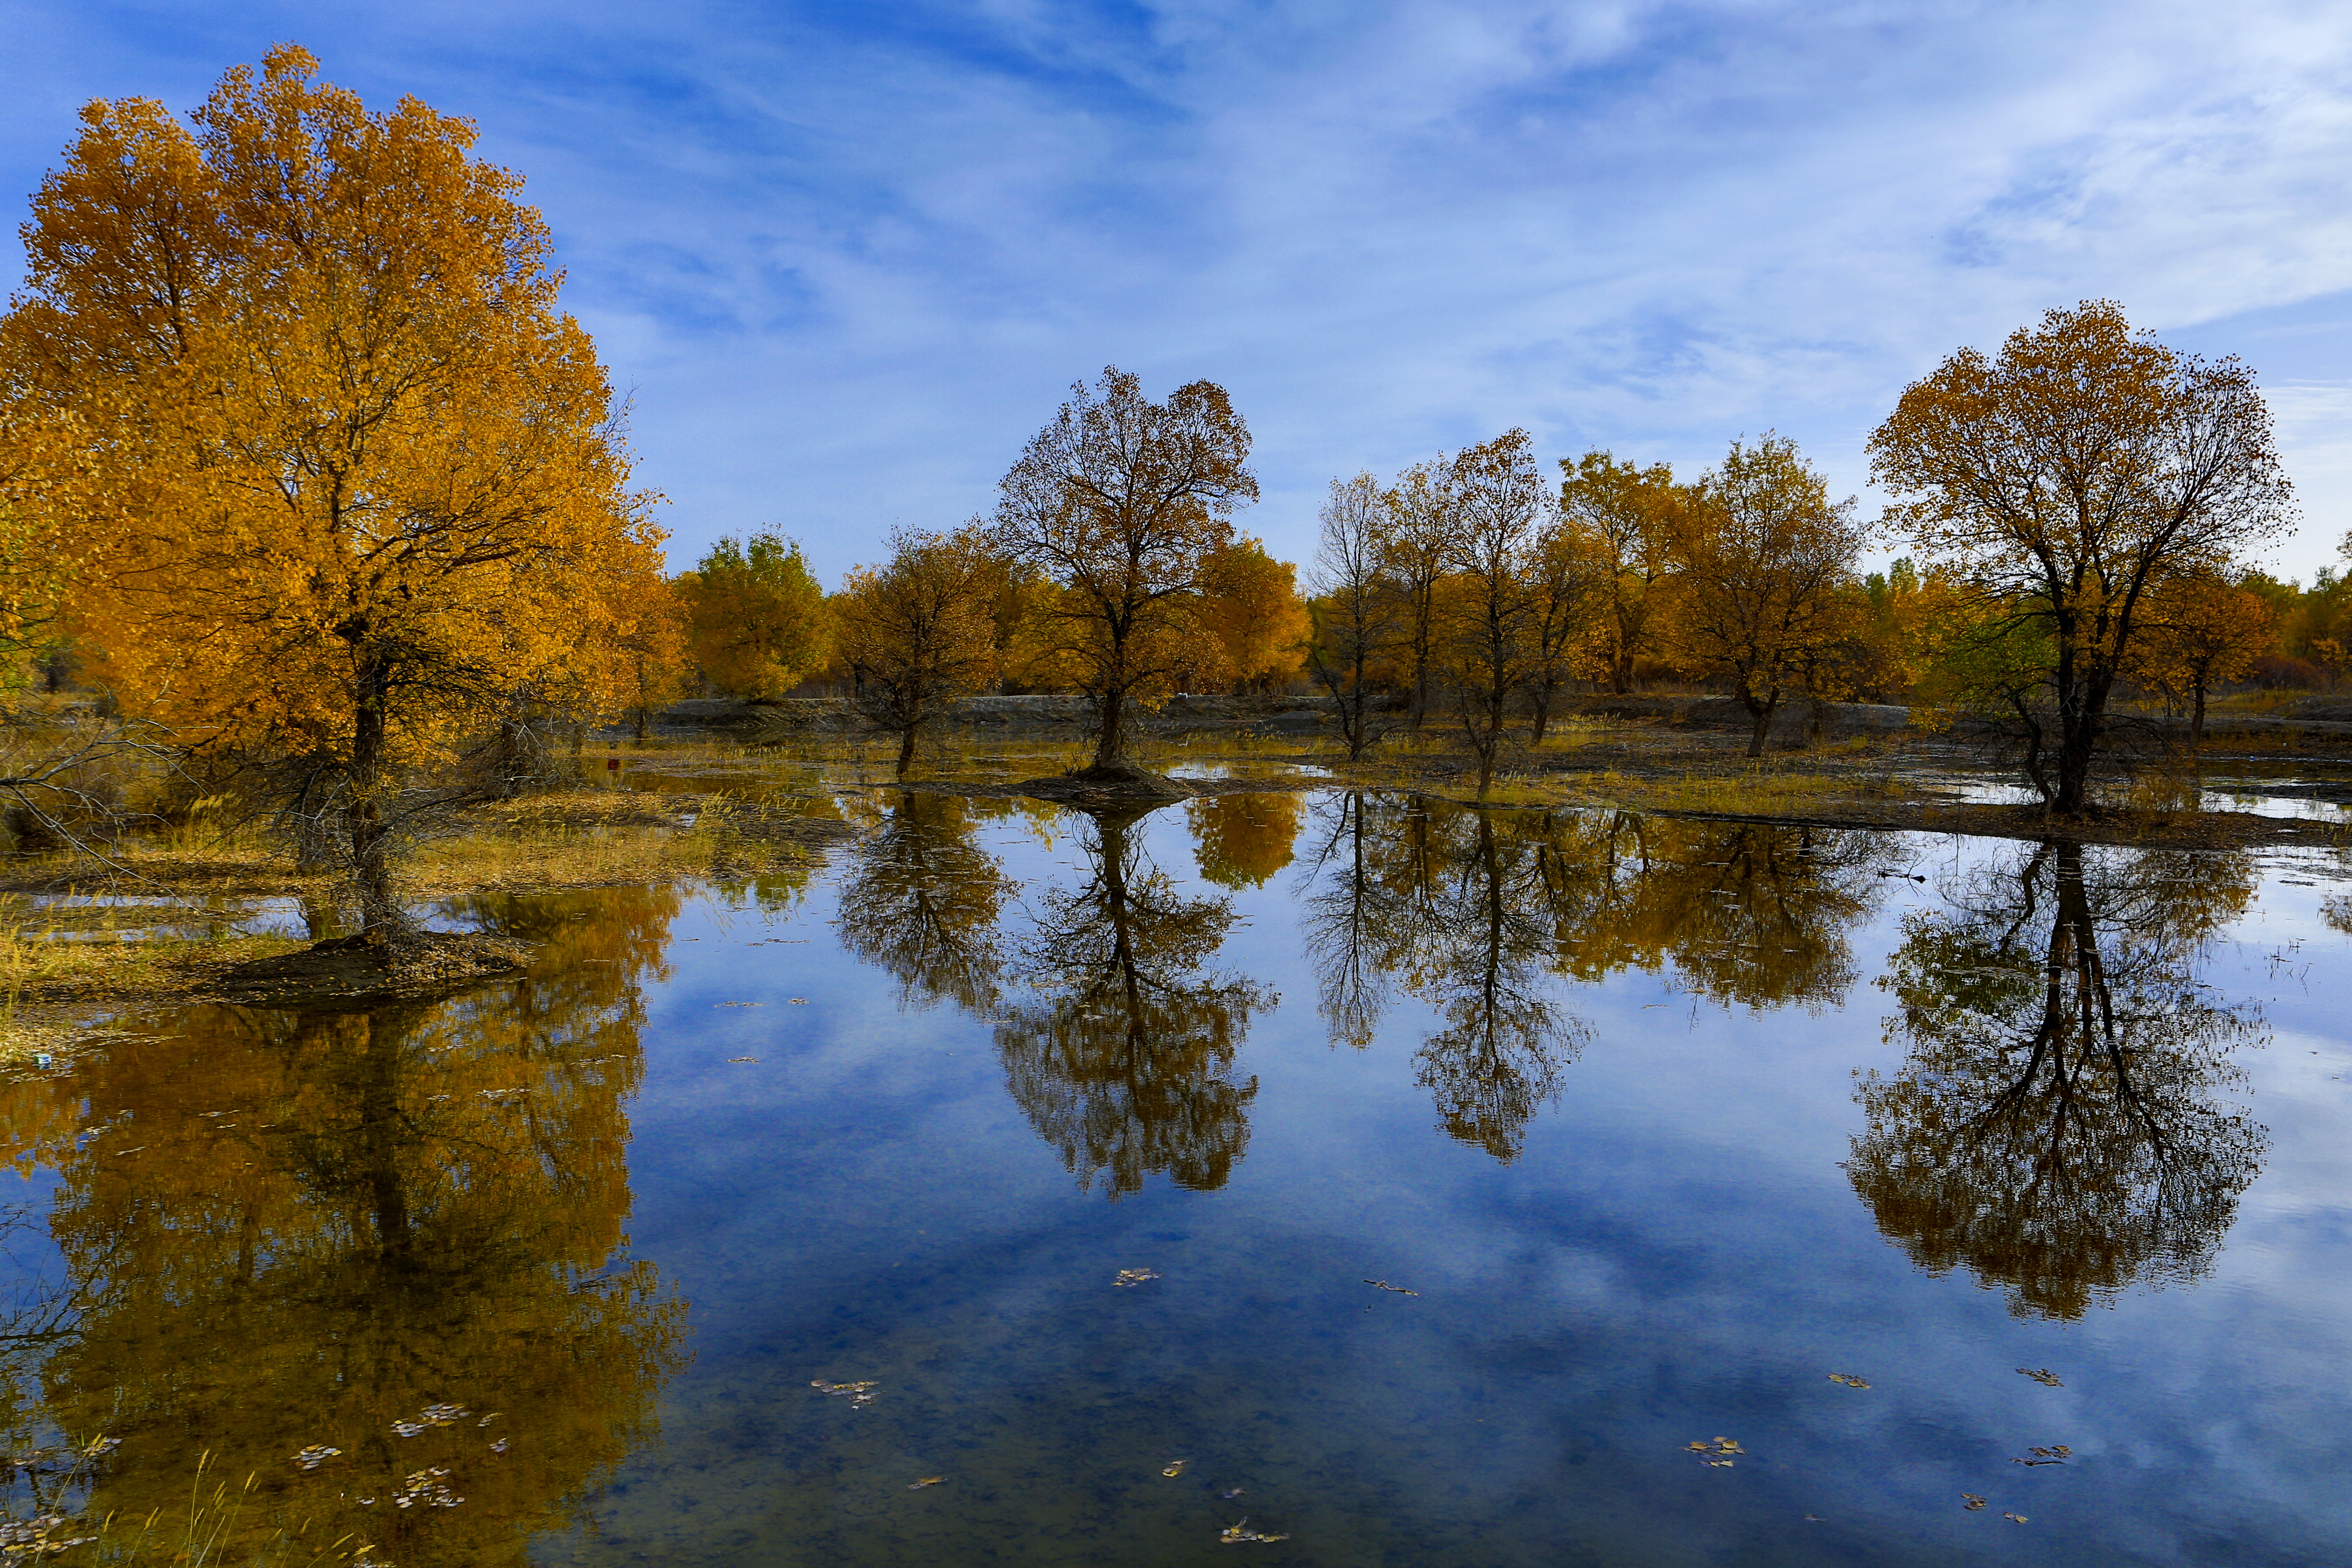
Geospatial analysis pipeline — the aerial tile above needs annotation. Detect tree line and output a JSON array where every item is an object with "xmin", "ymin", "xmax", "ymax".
[{"xmin": 0, "ymin": 48, "xmax": 2322, "ymax": 931}]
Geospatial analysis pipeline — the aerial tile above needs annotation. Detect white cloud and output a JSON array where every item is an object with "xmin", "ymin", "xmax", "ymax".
[{"xmin": 7, "ymin": 0, "xmax": 2350, "ymax": 575}]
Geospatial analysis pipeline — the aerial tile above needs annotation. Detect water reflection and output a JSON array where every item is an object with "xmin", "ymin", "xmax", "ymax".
[
  {"xmin": 836, "ymin": 793, "xmax": 1018, "ymax": 1012},
  {"xmin": 996, "ymin": 805, "xmax": 1268, "ymax": 1197},
  {"xmin": 1185, "ymin": 792, "xmax": 1305, "ymax": 889},
  {"xmin": 0, "ymin": 888, "xmax": 687, "ymax": 1564},
  {"xmin": 1294, "ymin": 795, "xmax": 1895, "ymax": 1157},
  {"xmin": 1850, "ymin": 842, "xmax": 2270, "ymax": 1320}
]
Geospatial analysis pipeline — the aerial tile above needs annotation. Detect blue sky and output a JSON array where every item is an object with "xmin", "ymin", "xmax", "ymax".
[{"xmin": 7, "ymin": 0, "xmax": 2351, "ymax": 583}]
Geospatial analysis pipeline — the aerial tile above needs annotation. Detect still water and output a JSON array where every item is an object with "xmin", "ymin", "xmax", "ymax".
[{"xmin": 3, "ymin": 791, "xmax": 2349, "ymax": 1565}]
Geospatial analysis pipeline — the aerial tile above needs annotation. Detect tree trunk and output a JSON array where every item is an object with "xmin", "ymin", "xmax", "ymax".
[
  {"xmin": 632, "ymin": 705, "xmax": 650, "ymax": 743},
  {"xmin": 1530, "ymin": 684, "xmax": 1553, "ymax": 747},
  {"xmin": 1093, "ymin": 685, "xmax": 1128, "ymax": 768},
  {"xmin": 1744, "ymin": 695, "xmax": 1777, "ymax": 759},
  {"xmin": 2192, "ymin": 683, "xmax": 2207, "ymax": 747},
  {"xmin": 347, "ymin": 662, "xmax": 400, "ymax": 936},
  {"xmin": 895, "ymin": 726, "xmax": 917, "ymax": 778}
]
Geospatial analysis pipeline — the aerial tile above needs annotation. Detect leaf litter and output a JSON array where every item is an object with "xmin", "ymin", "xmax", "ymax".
[
  {"xmin": 1686, "ymin": 1437, "xmax": 1744, "ymax": 1468},
  {"xmin": 811, "ymin": 1379, "xmax": 879, "ymax": 1408}
]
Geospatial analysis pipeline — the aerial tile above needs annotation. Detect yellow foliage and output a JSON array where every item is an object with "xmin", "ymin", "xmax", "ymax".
[
  {"xmin": 0, "ymin": 47, "xmax": 662, "ymax": 912},
  {"xmin": 994, "ymin": 368, "xmax": 1257, "ymax": 764},
  {"xmin": 1199, "ymin": 535, "xmax": 1310, "ymax": 692},
  {"xmin": 836, "ymin": 524, "xmax": 1000, "ymax": 773},
  {"xmin": 680, "ymin": 531, "xmax": 832, "ymax": 698}
]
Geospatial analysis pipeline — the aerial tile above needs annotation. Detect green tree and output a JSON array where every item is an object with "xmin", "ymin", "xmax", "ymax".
[{"xmin": 681, "ymin": 531, "xmax": 832, "ymax": 698}]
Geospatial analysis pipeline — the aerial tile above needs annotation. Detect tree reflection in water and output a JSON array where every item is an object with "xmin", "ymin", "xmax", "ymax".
[
  {"xmin": 0, "ymin": 888, "xmax": 688, "ymax": 1565},
  {"xmin": 996, "ymin": 804, "xmax": 1267, "ymax": 1197},
  {"xmin": 1294, "ymin": 793, "xmax": 1892, "ymax": 1157},
  {"xmin": 1185, "ymin": 791, "xmax": 1305, "ymax": 889},
  {"xmin": 835, "ymin": 793, "xmax": 1020, "ymax": 1013},
  {"xmin": 1851, "ymin": 842, "xmax": 2270, "ymax": 1320}
]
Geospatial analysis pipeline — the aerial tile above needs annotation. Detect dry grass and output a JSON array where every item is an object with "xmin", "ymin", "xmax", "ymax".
[{"xmin": 0, "ymin": 916, "xmax": 306, "ymax": 1066}]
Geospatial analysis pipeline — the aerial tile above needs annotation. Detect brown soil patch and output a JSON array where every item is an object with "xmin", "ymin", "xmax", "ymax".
[{"xmin": 209, "ymin": 931, "xmax": 532, "ymax": 1005}]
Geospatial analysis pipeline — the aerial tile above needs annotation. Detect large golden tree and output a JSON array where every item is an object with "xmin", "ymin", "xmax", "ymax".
[
  {"xmin": 1869, "ymin": 301, "xmax": 2291, "ymax": 814},
  {"xmin": 0, "ymin": 47, "xmax": 663, "ymax": 923},
  {"xmin": 993, "ymin": 368, "xmax": 1256, "ymax": 771}
]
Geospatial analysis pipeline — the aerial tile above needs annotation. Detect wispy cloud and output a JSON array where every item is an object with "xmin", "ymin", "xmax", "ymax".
[{"xmin": 7, "ymin": 0, "xmax": 2350, "ymax": 575}]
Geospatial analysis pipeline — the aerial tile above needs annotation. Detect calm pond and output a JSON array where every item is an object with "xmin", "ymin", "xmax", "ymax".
[{"xmin": 4, "ymin": 791, "xmax": 2348, "ymax": 1566}]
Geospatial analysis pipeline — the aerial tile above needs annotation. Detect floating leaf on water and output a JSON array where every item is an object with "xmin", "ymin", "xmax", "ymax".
[
  {"xmin": 391, "ymin": 1466, "xmax": 462, "ymax": 1510},
  {"xmin": 811, "ymin": 1379, "xmax": 880, "ymax": 1407},
  {"xmin": 1218, "ymin": 1520, "xmax": 1291, "ymax": 1544},
  {"xmin": 1363, "ymin": 1279, "xmax": 1420, "ymax": 1296},
  {"xmin": 2012, "ymin": 1443, "xmax": 2071, "ymax": 1466},
  {"xmin": 489, "ymin": 1439, "xmax": 508, "ymax": 1454},
  {"xmin": 2003, "ymin": 1513, "xmax": 2029, "ymax": 1524},
  {"xmin": 1113, "ymin": 1268, "xmax": 1161, "ymax": 1287},
  {"xmin": 1827, "ymin": 1373, "xmax": 1871, "ymax": 1388},
  {"xmin": 1688, "ymin": 1437, "xmax": 1743, "ymax": 1466},
  {"xmin": 907, "ymin": 1476, "xmax": 945, "ymax": 1490},
  {"xmin": 1962, "ymin": 1494, "xmax": 1987, "ymax": 1511},
  {"xmin": 728, "ymin": 1057, "xmax": 761, "ymax": 1064},
  {"xmin": 1221, "ymin": 1488, "xmax": 1246, "ymax": 1500},
  {"xmin": 292, "ymin": 1444, "xmax": 342, "ymax": 1471},
  {"xmin": 1162, "ymin": 1459, "xmax": 1189, "ymax": 1478},
  {"xmin": 715, "ymin": 1002, "xmax": 764, "ymax": 1009},
  {"xmin": 788, "ymin": 998, "xmax": 810, "ymax": 1004},
  {"xmin": 390, "ymin": 1422, "xmax": 426, "ymax": 1439},
  {"xmin": 2016, "ymin": 1367, "xmax": 2063, "ymax": 1387}
]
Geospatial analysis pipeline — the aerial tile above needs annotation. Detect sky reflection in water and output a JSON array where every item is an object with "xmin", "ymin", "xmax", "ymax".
[{"xmin": 2, "ymin": 791, "xmax": 2348, "ymax": 1566}]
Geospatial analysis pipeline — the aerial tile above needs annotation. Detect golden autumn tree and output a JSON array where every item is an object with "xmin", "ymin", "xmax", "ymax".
[
  {"xmin": 1558, "ymin": 450, "xmax": 1684, "ymax": 694},
  {"xmin": 678, "ymin": 531, "xmax": 832, "ymax": 699},
  {"xmin": 1303, "ymin": 473, "xmax": 1404, "ymax": 761},
  {"xmin": 1431, "ymin": 430, "xmax": 1549, "ymax": 793},
  {"xmin": 1525, "ymin": 506, "xmax": 1610, "ymax": 744},
  {"xmin": 1670, "ymin": 434, "xmax": 1867, "ymax": 757},
  {"xmin": 835, "ymin": 523, "xmax": 1000, "ymax": 775},
  {"xmin": 1198, "ymin": 535, "xmax": 1309, "ymax": 693},
  {"xmin": 1870, "ymin": 301, "xmax": 2292, "ymax": 815},
  {"xmin": 614, "ymin": 574, "xmax": 692, "ymax": 742},
  {"xmin": 0, "ymin": 47, "xmax": 664, "ymax": 928},
  {"xmin": 993, "ymin": 368, "xmax": 1257, "ymax": 772},
  {"xmin": 1379, "ymin": 456, "xmax": 1462, "ymax": 729},
  {"xmin": 2129, "ymin": 572, "xmax": 2275, "ymax": 744}
]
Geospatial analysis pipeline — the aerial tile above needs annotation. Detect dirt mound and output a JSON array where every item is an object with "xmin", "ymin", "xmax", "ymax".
[
  {"xmin": 1016, "ymin": 759, "xmax": 1194, "ymax": 806},
  {"xmin": 212, "ymin": 931, "xmax": 531, "ymax": 1005}
]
